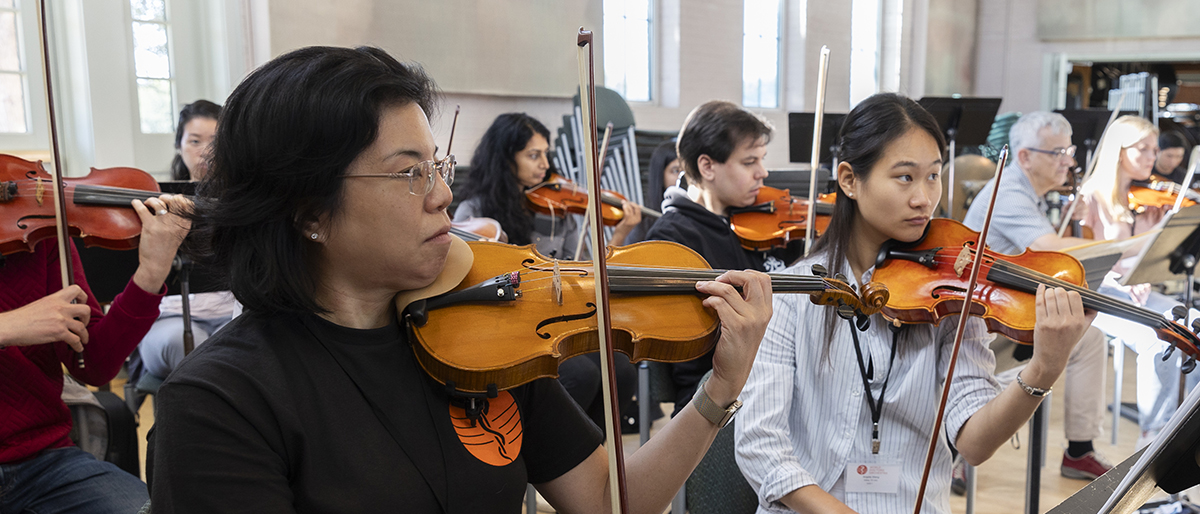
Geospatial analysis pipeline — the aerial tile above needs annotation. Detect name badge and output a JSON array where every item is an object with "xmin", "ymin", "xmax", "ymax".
[{"xmin": 844, "ymin": 460, "xmax": 901, "ymax": 494}]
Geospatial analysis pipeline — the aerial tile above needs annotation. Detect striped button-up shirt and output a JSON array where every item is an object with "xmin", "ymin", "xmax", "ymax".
[{"xmin": 735, "ymin": 253, "xmax": 999, "ymax": 514}]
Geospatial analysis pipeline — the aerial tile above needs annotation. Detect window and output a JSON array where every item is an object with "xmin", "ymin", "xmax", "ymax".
[
  {"xmin": 603, "ymin": 0, "xmax": 652, "ymax": 102},
  {"xmin": 849, "ymin": 0, "xmax": 880, "ymax": 107},
  {"xmin": 0, "ymin": 0, "xmax": 28, "ymax": 133},
  {"xmin": 130, "ymin": 0, "xmax": 174, "ymax": 133},
  {"xmin": 742, "ymin": 0, "xmax": 780, "ymax": 109}
]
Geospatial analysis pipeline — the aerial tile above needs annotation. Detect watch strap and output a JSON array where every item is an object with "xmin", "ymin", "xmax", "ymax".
[
  {"xmin": 1016, "ymin": 371, "xmax": 1051, "ymax": 398},
  {"xmin": 692, "ymin": 382, "xmax": 742, "ymax": 428}
]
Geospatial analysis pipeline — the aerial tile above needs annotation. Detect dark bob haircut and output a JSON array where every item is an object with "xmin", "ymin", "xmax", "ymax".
[
  {"xmin": 170, "ymin": 99, "xmax": 222, "ymax": 181},
  {"xmin": 189, "ymin": 46, "xmax": 438, "ymax": 315},
  {"xmin": 676, "ymin": 100, "xmax": 773, "ymax": 184},
  {"xmin": 458, "ymin": 113, "xmax": 551, "ymax": 246}
]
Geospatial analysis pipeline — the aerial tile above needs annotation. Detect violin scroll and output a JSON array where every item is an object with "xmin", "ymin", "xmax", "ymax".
[{"xmin": 806, "ymin": 277, "xmax": 890, "ymax": 318}]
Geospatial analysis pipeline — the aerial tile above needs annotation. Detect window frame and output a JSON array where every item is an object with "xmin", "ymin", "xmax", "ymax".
[
  {"xmin": 128, "ymin": 0, "xmax": 177, "ymax": 135},
  {"xmin": 741, "ymin": 0, "xmax": 784, "ymax": 110},
  {"xmin": 0, "ymin": 1, "xmax": 48, "ymax": 152},
  {"xmin": 602, "ymin": 0, "xmax": 655, "ymax": 104}
]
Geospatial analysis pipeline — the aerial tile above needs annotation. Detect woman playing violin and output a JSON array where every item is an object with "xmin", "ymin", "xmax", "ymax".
[
  {"xmin": 454, "ymin": 113, "xmax": 643, "ymax": 259},
  {"xmin": 1079, "ymin": 115, "xmax": 1199, "ymax": 443},
  {"xmin": 149, "ymin": 46, "xmax": 773, "ymax": 514},
  {"xmin": 734, "ymin": 93, "xmax": 1095, "ymax": 514}
]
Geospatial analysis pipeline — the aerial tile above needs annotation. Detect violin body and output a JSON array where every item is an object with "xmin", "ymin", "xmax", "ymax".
[
  {"xmin": 729, "ymin": 186, "xmax": 835, "ymax": 250},
  {"xmin": 874, "ymin": 218, "xmax": 1084, "ymax": 344},
  {"xmin": 406, "ymin": 240, "xmax": 720, "ymax": 393},
  {"xmin": 875, "ymin": 218, "xmax": 1200, "ymax": 359},
  {"xmin": 450, "ymin": 216, "xmax": 508, "ymax": 242},
  {"xmin": 1129, "ymin": 180, "xmax": 1198, "ymax": 214},
  {"xmin": 403, "ymin": 238, "xmax": 883, "ymax": 393},
  {"xmin": 524, "ymin": 173, "xmax": 640, "ymax": 226},
  {"xmin": 1, "ymin": 154, "xmax": 161, "ymax": 255}
]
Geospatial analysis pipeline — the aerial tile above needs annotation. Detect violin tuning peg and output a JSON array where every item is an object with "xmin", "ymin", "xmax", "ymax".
[
  {"xmin": 1184, "ymin": 357, "xmax": 1197, "ymax": 374},
  {"xmin": 1162, "ymin": 344, "xmax": 1177, "ymax": 362},
  {"xmin": 855, "ymin": 314, "xmax": 871, "ymax": 332},
  {"xmin": 836, "ymin": 304, "xmax": 855, "ymax": 321},
  {"xmin": 1173, "ymin": 305, "xmax": 1189, "ymax": 322},
  {"xmin": 1191, "ymin": 318, "xmax": 1200, "ymax": 335},
  {"xmin": 811, "ymin": 264, "xmax": 828, "ymax": 278},
  {"xmin": 835, "ymin": 273, "xmax": 849, "ymax": 283}
]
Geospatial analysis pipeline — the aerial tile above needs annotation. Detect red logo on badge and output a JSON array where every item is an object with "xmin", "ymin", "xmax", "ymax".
[{"xmin": 857, "ymin": 465, "xmax": 868, "ymax": 475}]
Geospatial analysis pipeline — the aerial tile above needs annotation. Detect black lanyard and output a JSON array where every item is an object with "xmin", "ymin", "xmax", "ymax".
[{"xmin": 849, "ymin": 321, "xmax": 899, "ymax": 454}]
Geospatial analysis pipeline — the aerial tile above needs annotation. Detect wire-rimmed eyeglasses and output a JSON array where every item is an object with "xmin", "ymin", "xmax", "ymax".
[
  {"xmin": 1025, "ymin": 145, "xmax": 1077, "ymax": 160},
  {"xmin": 342, "ymin": 155, "xmax": 456, "ymax": 196}
]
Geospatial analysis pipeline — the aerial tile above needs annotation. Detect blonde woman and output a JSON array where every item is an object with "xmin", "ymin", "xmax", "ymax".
[
  {"xmin": 1080, "ymin": 115, "xmax": 1196, "ymax": 444},
  {"xmin": 1079, "ymin": 115, "xmax": 1166, "ymax": 243}
]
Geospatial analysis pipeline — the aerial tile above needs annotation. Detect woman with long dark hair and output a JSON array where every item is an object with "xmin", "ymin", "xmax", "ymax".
[
  {"xmin": 455, "ymin": 113, "xmax": 642, "ymax": 259},
  {"xmin": 735, "ymin": 93, "xmax": 1095, "ymax": 513}
]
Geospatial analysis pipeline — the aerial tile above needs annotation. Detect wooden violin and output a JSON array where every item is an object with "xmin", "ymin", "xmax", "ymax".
[
  {"xmin": 1129, "ymin": 178, "xmax": 1199, "ymax": 214},
  {"xmin": 729, "ymin": 186, "xmax": 835, "ymax": 250},
  {"xmin": 449, "ymin": 216, "xmax": 507, "ymax": 243},
  {"xmin": 0, "ymin": 154, "xmax": 173, "ymax": 256},
  {"xmin": 524, "ymin": 171, "xmax": 661, "ymax": 226},
  {"xmin": 874, "ymin": 217, "xmax": 1200, "ymax": 359},
  {"xmin": 398, "ymin": 238, "xmax": 889, "ymax": 394}
]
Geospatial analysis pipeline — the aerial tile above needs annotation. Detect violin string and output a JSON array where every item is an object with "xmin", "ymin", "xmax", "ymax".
[
  {"xmin": 918, "ymin": 252, "xmax": 1170, "ymax": 329},
  {"xmin": 511, "ymin": 265, "xmax": 831, "ymax": 293},
  {"xmin": 922, "ymin": 252, "xmax": 1161, "ymax": 324}
]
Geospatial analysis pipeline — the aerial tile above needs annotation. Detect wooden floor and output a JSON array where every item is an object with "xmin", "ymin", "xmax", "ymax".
[{"xmin": 114, "ymin": 343, "xmax": 1178, "ymax": 513}]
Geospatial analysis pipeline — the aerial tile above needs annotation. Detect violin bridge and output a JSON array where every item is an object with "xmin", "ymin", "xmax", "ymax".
[
  {"xmin": 35, "ymin": 177, "xmax": 45, "ymax": 206},
  {"xmin": 552, "ymin": 260, "xmax": 563, "ymax": 306},
  {"xmin": 954, "ymin": 245, "xmax": 972, "ymax": 277}
]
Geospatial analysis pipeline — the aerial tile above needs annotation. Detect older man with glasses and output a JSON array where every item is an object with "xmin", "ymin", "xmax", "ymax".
[{"xmin": 961, "ymin": 111, "xmax": 1114, "ymax": 482}]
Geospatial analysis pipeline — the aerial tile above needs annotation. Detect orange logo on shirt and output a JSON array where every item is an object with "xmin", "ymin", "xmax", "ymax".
[{"xmin": 449, "ymin": 391, "xmax": 523, "ymax": 466}]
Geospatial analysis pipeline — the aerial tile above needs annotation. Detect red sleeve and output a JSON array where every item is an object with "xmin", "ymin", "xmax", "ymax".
[{"xmin": 51, "ymin": 240, "xmax": 164, "ymax": 386}]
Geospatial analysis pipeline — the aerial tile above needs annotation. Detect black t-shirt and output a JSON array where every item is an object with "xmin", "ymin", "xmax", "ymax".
[{"xmin": 147, "ymin": 311, "xmax": 602, "ymax": 514}]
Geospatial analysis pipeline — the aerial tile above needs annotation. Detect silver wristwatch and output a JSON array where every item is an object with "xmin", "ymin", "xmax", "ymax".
[
  {"xmin": 692, "ymin": 381, "xmax": 742, "ymax": 428},
  {"xmin": 1016, "ymin": 371, "xmax": 1051, "ymax": 398}
]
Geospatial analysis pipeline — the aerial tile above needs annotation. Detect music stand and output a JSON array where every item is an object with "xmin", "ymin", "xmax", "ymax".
[
  {"xmin": 1055, "ymin": 109, "xmax": 1138, "ymax": 176},
  {"xmin": 788, "ymin": 112, "xmax": 846, "ymax": 167},
  {"xmin": 918, "ymin": 97, "xmax": 1001, "ymax": 220},
  {"xmin": 764, "ymin": 168, "xmax": 830, "ymax": 197},
  {"xmin": 1096, "ymin": 379, "xmax": 1200, "ymax": 513}
]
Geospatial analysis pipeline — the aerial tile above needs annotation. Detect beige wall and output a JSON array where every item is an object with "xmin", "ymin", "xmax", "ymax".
[{"xmin": 263, "ymin": 0, "xmax": 886, "ymax": 169}]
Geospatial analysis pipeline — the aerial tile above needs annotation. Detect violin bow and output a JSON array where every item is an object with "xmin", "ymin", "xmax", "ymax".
[
  {"xmin": 577, "ymin": 28, "xmax": 629, "ymax": 514},
  {"xmin": 803, "ymin": 45, "xmax": 830, "ymax": 257},
  {"xmin": 911, "ymin": 146, "xmax": 1009, "ymax": 514},
  {"xmin": 1056, "ymin": 90, "xmax": 1126, "ymax": 236},
  {"xmin": 573, "ymin": 122, "xmax": 614, "ymax": 261},
  {"xmin": 36, "ymin": 0, "xmax": 85, "ymax": 369}
]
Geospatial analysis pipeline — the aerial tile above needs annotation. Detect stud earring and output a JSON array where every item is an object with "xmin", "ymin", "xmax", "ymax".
[{"xmin": 310, "ymin": 233, "xmax": 319, "ymax": 240}]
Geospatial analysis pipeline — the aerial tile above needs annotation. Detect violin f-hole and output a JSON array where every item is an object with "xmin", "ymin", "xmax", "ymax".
[{"xmin": 535, "ymin": 302, "xmax": 597, "ymax": 340}]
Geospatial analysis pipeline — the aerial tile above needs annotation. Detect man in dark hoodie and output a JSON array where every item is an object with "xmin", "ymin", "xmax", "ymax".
[{"xmin": 646, "ymin": 100, "xmax": 798, "ymax": 415}]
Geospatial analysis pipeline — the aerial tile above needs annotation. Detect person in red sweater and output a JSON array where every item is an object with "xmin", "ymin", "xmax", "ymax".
[{"xmin": 0, "ymin": 192, "xmax": 191, "ymax": 514}]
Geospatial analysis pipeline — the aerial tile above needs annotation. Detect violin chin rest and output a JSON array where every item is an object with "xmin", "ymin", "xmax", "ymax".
[{"xmin": 394, "ymin": 234, "xmax": 474, "ymax": 313}]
